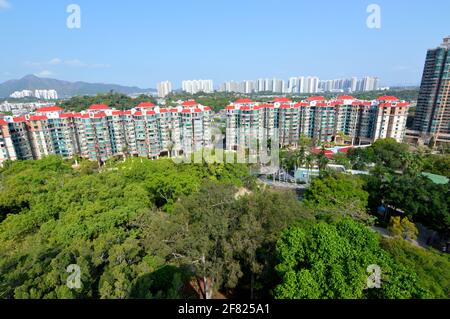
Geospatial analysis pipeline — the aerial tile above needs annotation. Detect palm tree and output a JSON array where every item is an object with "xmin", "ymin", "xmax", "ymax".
[
  {"xmin": 400, "ymin": 152, "xmax": 423, "ymax": 177},
  {"xmin": 296, "ymin": 146, "xmax": 306, "ymax": 169},
  {"xmin": 305, "ymin": 154, "xmax": 316, "ymax": 184}
]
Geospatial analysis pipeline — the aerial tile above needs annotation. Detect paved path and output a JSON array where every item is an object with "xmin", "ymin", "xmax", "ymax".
[{"xmin": 258, "ymin": 177, "xmax": 309, "ymax": 190}]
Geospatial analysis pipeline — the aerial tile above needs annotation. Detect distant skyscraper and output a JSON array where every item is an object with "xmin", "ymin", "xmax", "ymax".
[
  {"xmin": 351, "ymin": 77, "xmax": 358, "ymax": 92},
  {"xmin": 273, "ymin": 79, "xmax": 284, "ymax": 93},
  {"xmin": 219, "ymin": 76, "xmax": 379, "ymax": 94},
  {"xmin": 413, "ymin": 36, "xmax": 450, "ymax": 144},
  {"xmin": 157, "ymin": 81, "xmax": 172, "ymax": 98},
  {"xmin": 298, "ymin": 77, "xmax": 305, "ymax": 93},
  {"xmin": 257, "ymin": 79, "xmax": 265, "ymax": 92},
  {"xmin": 304, "ymin": 77, "xmax": 319, "ymax": 93},
  {"xmin": 182, "ymin": 80, "xmax": 214, "ymax": 94}
]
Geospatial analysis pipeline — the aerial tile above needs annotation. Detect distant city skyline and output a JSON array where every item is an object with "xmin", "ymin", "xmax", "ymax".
[{"xmin": 0, "ymin": 0, "xmax": 449, "ymax": 88}]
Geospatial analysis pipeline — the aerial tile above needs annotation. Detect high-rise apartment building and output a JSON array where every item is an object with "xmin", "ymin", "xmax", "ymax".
[
  {"xmin": 182, "ymin": 80, "xmax": 214, "ymax": 94},
  {"xmin": 157, "ymin": 81, "xmax": 172, "ymax": 98},
  {"xmin": 0, "ymin": 101, "xmax": 212, "ymax": 166},
  {"xmin": 218, "ymin": 76, "xmax": 379, "ymax": 94},
  {"xmin": 225, "ymin": 95, "xmax": 410, "ymax": 150},
  {"xmin": 412, "ymin": 36, "xmax": 450, "ymax": 145}
]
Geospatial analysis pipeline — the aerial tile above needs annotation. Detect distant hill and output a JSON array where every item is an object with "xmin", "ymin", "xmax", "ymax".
[{"xmin": 0, "ymin": 75, "xmax": 155, "ymax": 98}]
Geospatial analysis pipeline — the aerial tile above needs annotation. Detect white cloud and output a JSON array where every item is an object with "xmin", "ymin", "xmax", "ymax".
[
  {"xmin": 26, "ymin": 58, "xmax": 111, "ymax": 69},
  {"xmin": 49, "ymin": 58, "xmax": 62, "ymax": 65},
  {"xmin": 65, "ymin": 59, "xmax": 87, "ymax": 67},
  {"xmin": 0, "ymin": 0, "xmax": 11, "ymax": 10},
  {"xmin": 35, "ymin": 70, "xmax": 54, "ymax": 77}
]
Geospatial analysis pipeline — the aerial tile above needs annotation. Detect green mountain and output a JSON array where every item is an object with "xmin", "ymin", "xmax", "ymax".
[{"xmin": 0, "ymin": 75, "xmax": 155, "ymax": 98}]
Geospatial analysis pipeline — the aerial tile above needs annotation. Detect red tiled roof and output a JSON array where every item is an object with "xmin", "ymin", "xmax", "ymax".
[
  {"xmin": 36, "ymin": 106, "xmax": 64, "ymax": 113},
  {"xmin": 182, "ymin": 100, "xmax": 198, "ymax": 107},
  {"xmin": 60, "ymin": 113, "xmax": 75, "ymax": 118},
  {"xmin": 338, "ymin": 147, "xmax": 352, "ymax": 154},
  {"xmin": 235, "ymin": 98, "xmax": 253, "ymax": 104},
  {"xmin": 13, "ymin": 116, "xmax": 27, "ymax": 123},
  {"xmin": 29, "ymin": 115, "xmax": 48, "ymax": 121},
  {"xmin": 146, "ymin": 110, "xmax": 156, "ymax": 115},
  {"xmin": 137, "ymin": 102, "xmax": 156, "ymax": 108},
  {"xmin": 352, "ymin": 101, "xmax": 372, "ymax": 106},
  {"xmin": 240, "ymin": 106, "xmax": 251, "ymax": 111},
  {"xmin": 280, "ymin": 104, "xmax": 291, "ymax": 109},
  {"xmin": 377, "ymin": 96, "xmax": 398, "ymax": 101},
  {"xmin": 159, "ymin": 108, "xmax": 169, "ymax": 113},
  {"xmin": 203, "ymin": 106, "xmax": 211, "ymax": 111},
  {"xmin": 311, "ymin": 148, "xmax": 334, "ymax": 155},
  {"xmin": 337, "ymin": 95, "xmax": 355, "ymax": 100},
  {"xmin": 111, "ymin": 110, "xmax": 124, "ymax": 116},
  {"xmin": 225, "ymin": 105, "xmax": 235, "ymax": 110},
  {"xmin": 194, "ymin": 108, "xmax": 202, "ymax": 113},
  {"xmin": 93, "ymin": 112, "xmax": 106, "ymax": 118},
  {"xmin": 295, "ymin": 102, "xmax": 310, "ymax": 107},
  {"xmin": 307, "ymin": 96, "xmax": 325, "ymax": 101},
  {"xmin": 182, "ymin": 109, "xmax": 191, "ymax": 113},
  {"xmin": 170, "ymin": 108, "xmax": 178, "ymax": 113},
  {"xmin": 274, "ymin": 97, "xmax": 291, "ymax": 102},
  {"xmin": 88, "ymin": 104, "xmax": 110, "ymax": 110},
  {"xmin": 0, "ymin": 119, "xmax": 7, "ymax": 125}
]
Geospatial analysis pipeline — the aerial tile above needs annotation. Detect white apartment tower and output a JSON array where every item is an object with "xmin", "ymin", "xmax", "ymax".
[{"xmin": 157, "ymin": 81, "xmax": 172, "ymax": 98}]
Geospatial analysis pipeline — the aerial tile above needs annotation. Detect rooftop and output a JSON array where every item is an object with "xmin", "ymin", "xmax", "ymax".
[
  {"xmin": 422, "ymin": 172, "xmax": 449, "ymax": 185},
  {"xmin": 35, "ymin": 106, "xmax": 64, "ymax": 113},
  {"xmin": 88, "ymin": 104, "xmax": 110, "ymax": 111}
]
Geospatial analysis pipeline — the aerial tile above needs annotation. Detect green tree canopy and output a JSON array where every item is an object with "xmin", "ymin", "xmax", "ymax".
[{"xmin": 275, "ymin": 218, "xmax": 430, "ymax": 299}]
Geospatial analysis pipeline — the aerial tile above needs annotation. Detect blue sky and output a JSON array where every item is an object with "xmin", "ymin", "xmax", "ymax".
[{"xmin": 0, "ymin": 0, "xmax": 448, "ymax": 88}]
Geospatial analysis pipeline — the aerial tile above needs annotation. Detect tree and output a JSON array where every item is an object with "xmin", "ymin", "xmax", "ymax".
[
  {"xmin": 316, "ymin": 146, "xmax": 330, "ymax": 172},
  {"xmin": 299, "ymin": 135, "xmax": 313, "ymax": 148},
  {"xmin": 332, "ymin": 153, "xmax": 351, "ymax": 170},
  {"xmin": 303, "ymin": 173, "xmax": 372, "ymax": 223},
  {"xmin": 388, "ymin": 216, "xmax": 419, "ymax": 241},
  {"xmin": 170, "ymin": 181, "xmax": 314, "ymax": 299},
  {"xmin": 0, "ymin": 157, "xmax": 255, "ymax": 299},
  {"xmin": 305, "ymin": 154, "xmax": 316, "ymax": 171},
  {"xmin": 364, "ymin": 172, "xmax": 450, "ymax": 234},
  {"xmin": 381, "ymin": 237, "xmax": 450, "ymax": 298},
  {"xmin": 399, "ymin": 152, "xmax": 423, "ymax": 177},
  {"xmin": 296, "ymin": 146, "xmax": 306, "ymax": 169},
  {"xmin": 274, "ymin": 218, "xmax": 429, "ymax": 299},
  {"xmin": 371, "ymin": 139, "xmax": 410, "ymax": 171},
  {"xmin": 347, "ymin": 147, "xmax": 375, "ymax": 170}
]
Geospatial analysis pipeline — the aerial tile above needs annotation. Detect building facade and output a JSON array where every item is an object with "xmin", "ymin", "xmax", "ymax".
[
  {"xmin": 157, "ymin": 81, "xmax": 173, "ymax": 98},
  {"xmin": 0, "ymin": 101, "xmax": 211, "ymax": 166},
  {"xmin": 182, "ymin": 80, "xmax": 214, "ymax": 94},
  {"xmin": 225, "ymin": 96, "xmax": 410, "ymax": 150},
  {"xmin": 412, "ymin": 36, "xmax": 450, "ymax": 145}
]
